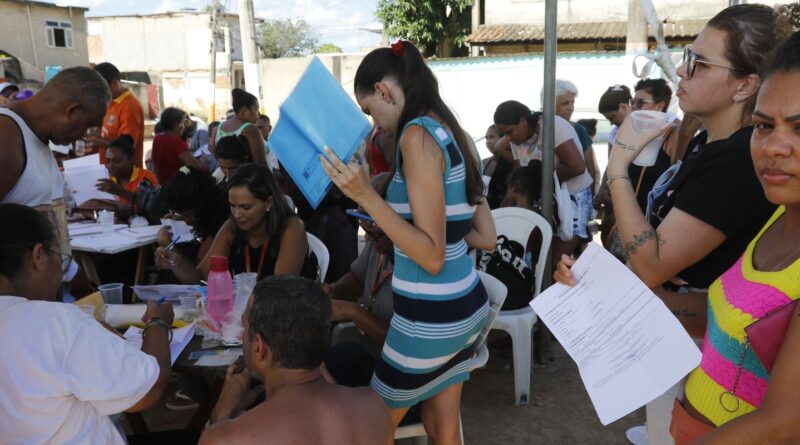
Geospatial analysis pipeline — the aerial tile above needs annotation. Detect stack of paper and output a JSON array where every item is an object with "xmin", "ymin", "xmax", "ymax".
[
  {"xmin": 63, "ymin": 154, "xmax": 115, "ymax": 205},
  {"xmin": 133, "ymin": 284, "xmax": 200, "ymax": 302},
  {"xmin": 118, "ymin": 225, "xmax": 163, "ymax": 241},
  {"xmin": 530, "ymin": 243, "xmax": 702, "ymax": 425},
  {"xmin": 124, "ymin": 322, "xmax": 196, "ymax": 365},
  {"xmin": 269, "ymin": 57, "xmax": 372, "ymax": 209},
  {"xmin": 68, "ymin": 222, "xmax": 126, "ymax": 237}
]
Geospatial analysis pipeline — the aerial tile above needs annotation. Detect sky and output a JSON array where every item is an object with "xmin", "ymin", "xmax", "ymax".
[{"xmin": 55, "ymin": 0, "xmax": 383, "ymax": 52}]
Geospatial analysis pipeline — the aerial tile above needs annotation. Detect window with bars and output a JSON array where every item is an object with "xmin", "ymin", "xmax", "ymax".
[{"xmin": 45, "ymin": 20, "xmax": 73, "ymax": 49}]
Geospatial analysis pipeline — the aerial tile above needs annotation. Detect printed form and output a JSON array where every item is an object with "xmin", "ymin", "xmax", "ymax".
[{"xmin": 531, "ymin": 242, "xmax": 701, "ymax": 425}]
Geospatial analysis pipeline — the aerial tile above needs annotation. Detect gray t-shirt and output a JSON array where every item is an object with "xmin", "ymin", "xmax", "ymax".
[
  {"xmin": 351, "ymin": 243, "xmax": 394, "ymax": 323},
  {"xmin": 350, "ymin": 243, "xmax": 394, "ymax": 358}
]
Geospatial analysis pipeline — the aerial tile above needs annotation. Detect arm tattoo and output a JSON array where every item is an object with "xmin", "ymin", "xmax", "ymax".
[
  {"xmin": 623, "ymin": 229, "xmax": 664, "ymax": 256},
  {"xmin": 617, "ymin": 141, "xmax": 637, "ymax": 151},
  {"xmin": 672, "ymin": 308, "xmax": 697, "ymax": 319}
]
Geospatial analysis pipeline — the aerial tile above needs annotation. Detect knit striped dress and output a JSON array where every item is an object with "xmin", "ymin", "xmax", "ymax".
[
  {"xmin": 684, "ymin": 206, "xmax": 800, "ymax": 426},
  {"xmin": 371, "ymin": 116, "xmax": 489, "ymax": 409}
]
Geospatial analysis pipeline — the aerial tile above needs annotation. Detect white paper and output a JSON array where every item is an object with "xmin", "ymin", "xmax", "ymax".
[
  {"xmin": 118, "ymin": 225, "xmax": 163, "ymax": 241},
  {"xmin": 63, "ymin": 153, "xmax": 101, "ymax": 170},
  {"xmin": 133, "ymin": 284, "xmax": 200, "ymax": 302},
  {"xmin": 103, "ymin": 303, "xmax": 145, "ymax": 328},
  {"xmin": 195, "ymin": 352, "xmax": 239, "ymax": 367},
  {"xmin": 68, "ymin": 222, "xmax": 126, "ymax": 237},
  {"xmin": 530, "ymin": 243, "xmax": 701, "ymax": 425},
  {"xmin": 69, "ymin": 233, "xmax": 136, "ymax": 252},
  {"xmin": 63, "ymin": 165, "xmax": 115, "ymax": 205},
  {"xmin": 160, "ymin": 219, "xmax": 194, "ymax": 244},
  {"xmin": 124, "ymin": 322, "xmax": 196, "ymax": 365}
]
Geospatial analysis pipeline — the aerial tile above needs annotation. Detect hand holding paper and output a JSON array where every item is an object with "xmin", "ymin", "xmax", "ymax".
[
  {"xmin": 320, "ymin": 147, "xmax": 374, "ymax": 204},
  {"xmin": 531, "ymin": 243, "xmax": 701, "ymax": 425},
  {"xmin": 268, "ymin": 57, "xmax": 372, "ymax": 209}
]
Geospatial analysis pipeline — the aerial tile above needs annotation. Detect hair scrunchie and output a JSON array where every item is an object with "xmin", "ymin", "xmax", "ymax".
[{"xmin": 390, "ymin": 40, "xmax": 405, "ymax": 57}]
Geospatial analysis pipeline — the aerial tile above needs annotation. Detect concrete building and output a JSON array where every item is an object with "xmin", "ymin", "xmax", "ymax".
[
  {"xmin": 88, "ymin": 10, "xmax": 246, "ymax": 119},
  {"xmin": 467, "ymin": 0, "xmax": 795, "ymax": 54},
  {"xmin": 0, "ymin": 0, "xmax": 89, "ymax": 82}
]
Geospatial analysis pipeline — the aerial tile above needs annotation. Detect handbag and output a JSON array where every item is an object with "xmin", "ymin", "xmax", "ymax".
[
  {"xmin": 478, "ymin": 235, "xmax": 534, "ymax": 310},
  {"xmin": 744, "ymin": 299, "xmax": 799, "ymax": 373},
  {"xmin": 553, "ymin": 171, "xmax": 573, "ymax": 241}
]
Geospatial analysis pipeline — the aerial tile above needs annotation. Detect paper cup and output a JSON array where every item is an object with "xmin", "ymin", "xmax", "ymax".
[
  {"xmin": 630, "ymin": 110, "xmax": 668, "ymax": 167},
  {"xmin": 99, "ymin": 282, "xmax": 124, "ymax": 305}
]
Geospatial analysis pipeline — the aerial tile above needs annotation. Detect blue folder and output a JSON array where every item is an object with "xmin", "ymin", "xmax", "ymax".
[{"xmin": 269, "ymin": 57, "xmax": 372, "ymax": 209}]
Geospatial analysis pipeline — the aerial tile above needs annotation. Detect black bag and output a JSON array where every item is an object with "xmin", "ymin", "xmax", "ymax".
[
  {"xmin": 137, "ymin": 179, "xmax": 170, "ymax": 225},
  {"xmin": 478, "ymin": 235, "xmax": 534, "ymax": 310}
]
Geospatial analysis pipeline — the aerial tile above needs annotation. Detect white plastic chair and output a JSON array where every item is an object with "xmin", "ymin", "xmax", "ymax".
[
  {"xmin": 306, "ymin": 233, "xmax": 329, "ymax": 282},
  {"xmin": 394, "ymin": 271, "xmax": 507, "ymax": 444},
  {"xmin": 489, "ymin": 207, "xmax": 552, "ymax": 405}
]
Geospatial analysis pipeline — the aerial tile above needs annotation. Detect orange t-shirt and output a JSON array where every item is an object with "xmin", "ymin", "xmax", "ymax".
[
  {"xmin": 100, "ymin": 90, "xmax": 145, "ymax": 167},
  {"xmin": 110, "ymin": 167, "xmax": 157, "ymax": 206}
]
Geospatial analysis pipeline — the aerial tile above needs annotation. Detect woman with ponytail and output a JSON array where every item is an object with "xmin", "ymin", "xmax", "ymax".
[
  {"xmin": 215, "ymin": 88, "xmax": 267, "ymax": 167},
  {"xmin": 321, "ymin": 41, "xmax": 496, "ymax": 444}
]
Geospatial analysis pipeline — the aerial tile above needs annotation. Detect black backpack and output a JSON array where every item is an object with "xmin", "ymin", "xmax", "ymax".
[{"xmin": 478, "ymin": 235, "xmax": 534, "ymax": 310}]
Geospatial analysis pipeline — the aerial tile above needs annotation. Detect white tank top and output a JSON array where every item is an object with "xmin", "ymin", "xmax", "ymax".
[{"xmin": 0, "ymin": 107, "xmax": 62, "ymax": 208}]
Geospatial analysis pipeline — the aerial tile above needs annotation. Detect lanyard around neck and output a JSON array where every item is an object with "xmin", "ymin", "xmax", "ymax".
[{"xmin": 245, "ymin": 239, "xmax": 269, "ymax": 279}]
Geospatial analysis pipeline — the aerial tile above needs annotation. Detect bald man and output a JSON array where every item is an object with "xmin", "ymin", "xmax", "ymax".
[{"xmin": 0, "ymin": 66, "xmax": 110, "ymax": 254}]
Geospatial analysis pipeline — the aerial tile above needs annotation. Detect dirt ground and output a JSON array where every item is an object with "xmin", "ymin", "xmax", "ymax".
[{"xmin": 135, "ymin": 338, "xmax": 644, "ymax": 444}]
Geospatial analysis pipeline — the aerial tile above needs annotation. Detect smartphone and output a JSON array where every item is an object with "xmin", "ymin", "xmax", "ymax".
[{"xmin": 345, "ymin": 209, "xmax": 374, "ymax": 222}]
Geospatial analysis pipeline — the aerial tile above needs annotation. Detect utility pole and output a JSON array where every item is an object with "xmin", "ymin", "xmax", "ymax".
[
  {"xmin": 626, "ymin": 0, "xmax": 648, "ymax": 55},
  {"xmin": 238, "ymin": 0, "xmax": 262, "ymax": 105},
  {"xmin": 208, "ymin": 0, "xmax": 220, "ymax": 122}
]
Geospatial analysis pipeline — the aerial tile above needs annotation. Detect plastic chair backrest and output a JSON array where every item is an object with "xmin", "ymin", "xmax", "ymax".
[
  {"xmin": 306, "ymin": 233, "xmax": 330, "ymax": 282},
  {"xmin": 472, "ymin": 270, "xmax": 507, "ymax": 352},
  {"xmin": 491, "ymin": 207, "xmax": 553, "ymax": 297}
]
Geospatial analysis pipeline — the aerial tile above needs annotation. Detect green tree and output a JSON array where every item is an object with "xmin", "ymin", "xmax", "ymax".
[
  {"xmin": 377, "ymin": 0, "xmax": 473, "ymax": 58},
  {"xmin": 316, "ymin": 43, "xmax": 343, "ymax": 54},
  {"xmin": 258, "ymin": 19, "xmax": 319, "ymax": 58}
]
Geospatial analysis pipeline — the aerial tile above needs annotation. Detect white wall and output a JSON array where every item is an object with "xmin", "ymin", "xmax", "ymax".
[
  {"xmin": 486, "ymin": 0, "xmax": 794, "ymax": 24},
  {"xmin": 0, "ymin": 2, "xmax": 89, "ymax": 70},
  {"xmin": 87, "ymin": 13, "xmax": 242, "ymax": 73}
]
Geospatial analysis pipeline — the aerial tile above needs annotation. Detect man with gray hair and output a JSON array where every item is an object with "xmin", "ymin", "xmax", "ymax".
[{"xmin": 0, "ymin": 66, "xmax": 110, "ymax": 255}]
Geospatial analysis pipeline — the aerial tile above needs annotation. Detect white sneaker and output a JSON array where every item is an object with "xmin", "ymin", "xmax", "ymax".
[{"xmin": 625, "ymin": 425, "xmax": 648, "ymax": 445}]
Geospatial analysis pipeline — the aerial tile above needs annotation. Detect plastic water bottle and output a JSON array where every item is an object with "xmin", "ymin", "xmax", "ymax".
[{"xmin": 207, "ymin": 256, "xmax": 233, "ymax": 329}]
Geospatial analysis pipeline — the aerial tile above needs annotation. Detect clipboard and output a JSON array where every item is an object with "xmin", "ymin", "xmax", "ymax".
[{"xmin": 269, "ymin": 57, "xmax": 372, "ymax": 209}]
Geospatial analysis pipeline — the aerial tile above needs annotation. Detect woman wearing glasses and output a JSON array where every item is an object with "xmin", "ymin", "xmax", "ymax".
[{"xmin": 564, "ymin": 4, "xmax": 787, "ymax": 293}]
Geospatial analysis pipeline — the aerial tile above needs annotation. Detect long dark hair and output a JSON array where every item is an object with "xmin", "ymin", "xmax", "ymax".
[
  {"xmin": 354, "ymin": 42, "xmax": 483, "ymax": 205},
  {"xmin": 166, "ymin": 168, "xmax": 229, "ymax": 240},
  {"xmin": 494, "ymin": 100, "xmax": 543, "ymax": 139},
  {"xmin": 226, "ymin": 163, "xmax": 293, "ymax": 258}
]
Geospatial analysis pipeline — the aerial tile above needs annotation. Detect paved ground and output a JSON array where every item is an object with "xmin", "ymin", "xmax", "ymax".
[{"xmin": 133, "ymin": 337, "xmax": 644, "ymax": 444}]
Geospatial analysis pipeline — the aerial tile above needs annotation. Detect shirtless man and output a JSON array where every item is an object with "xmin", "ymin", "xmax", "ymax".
[{"xmin": 199, "ymin": 275, "xmax": 391, "ymax": 445}]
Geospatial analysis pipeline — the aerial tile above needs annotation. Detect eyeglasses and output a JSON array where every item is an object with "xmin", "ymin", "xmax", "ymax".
[
  {"xmin": 50, "ymin": 249, "xmax": 73, "ymax": 274},
  {"xmin": 631, "ymin": 98, "xmax": 657, "ymax": 110},
  {"xmin": 682, "ymin": 47, "xmax": 744, "ymax": 78}
]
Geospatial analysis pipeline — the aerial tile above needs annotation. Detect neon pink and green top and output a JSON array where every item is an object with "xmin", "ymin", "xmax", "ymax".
[{"xmin": 685, "ymin": 206, "xmax": 800, "ymax": 426}]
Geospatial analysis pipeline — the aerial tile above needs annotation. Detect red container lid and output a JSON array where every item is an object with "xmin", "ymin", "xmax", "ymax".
[{"xmin": 210, "ymin": 255, "xmax": 229, "ymax": 272}]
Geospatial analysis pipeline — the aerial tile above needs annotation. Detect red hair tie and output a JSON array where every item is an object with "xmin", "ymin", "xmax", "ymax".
[{"xmin": 391, "ymin": 40, "xmax": 404, "ymax": 57}]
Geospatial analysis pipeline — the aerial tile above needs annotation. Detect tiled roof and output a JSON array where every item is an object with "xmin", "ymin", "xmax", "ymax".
[{"xmin": 467, "ymin": 19, "xmax": 708, "ymax": 44}]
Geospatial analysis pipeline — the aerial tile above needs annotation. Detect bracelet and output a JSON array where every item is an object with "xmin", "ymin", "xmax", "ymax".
[
  {"xmin": 143, "ymin": 317, "xmax": 173, "ymax": 343},
  {"xmin": 607, "ymin": 175, "xmax": 631, "ymax": 186}
]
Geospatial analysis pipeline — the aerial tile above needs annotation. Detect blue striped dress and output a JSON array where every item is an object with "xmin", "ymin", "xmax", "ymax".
[{"xmin": 371, "ymin": 116, "xmax": 489, "ymax": 408}]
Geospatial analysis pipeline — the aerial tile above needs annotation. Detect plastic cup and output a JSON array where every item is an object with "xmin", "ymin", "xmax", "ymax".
[
  {"xmin": 77, "ymin": 304, "xmax": 95, "ymax": 318},
  {"xmin": 98, "ymin": 283, "xmax": 124, "ymax": 305},
  {"xmin": 98, "ymin": 210, "xmax": 115, "ymax": 234},
  {"xmin": 630, "ymin": 110, "xmax": 669, "ymax": 167},
  {"xmin": 180, "ymin": 295, "xmax": 197, "ymax": 310}
]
